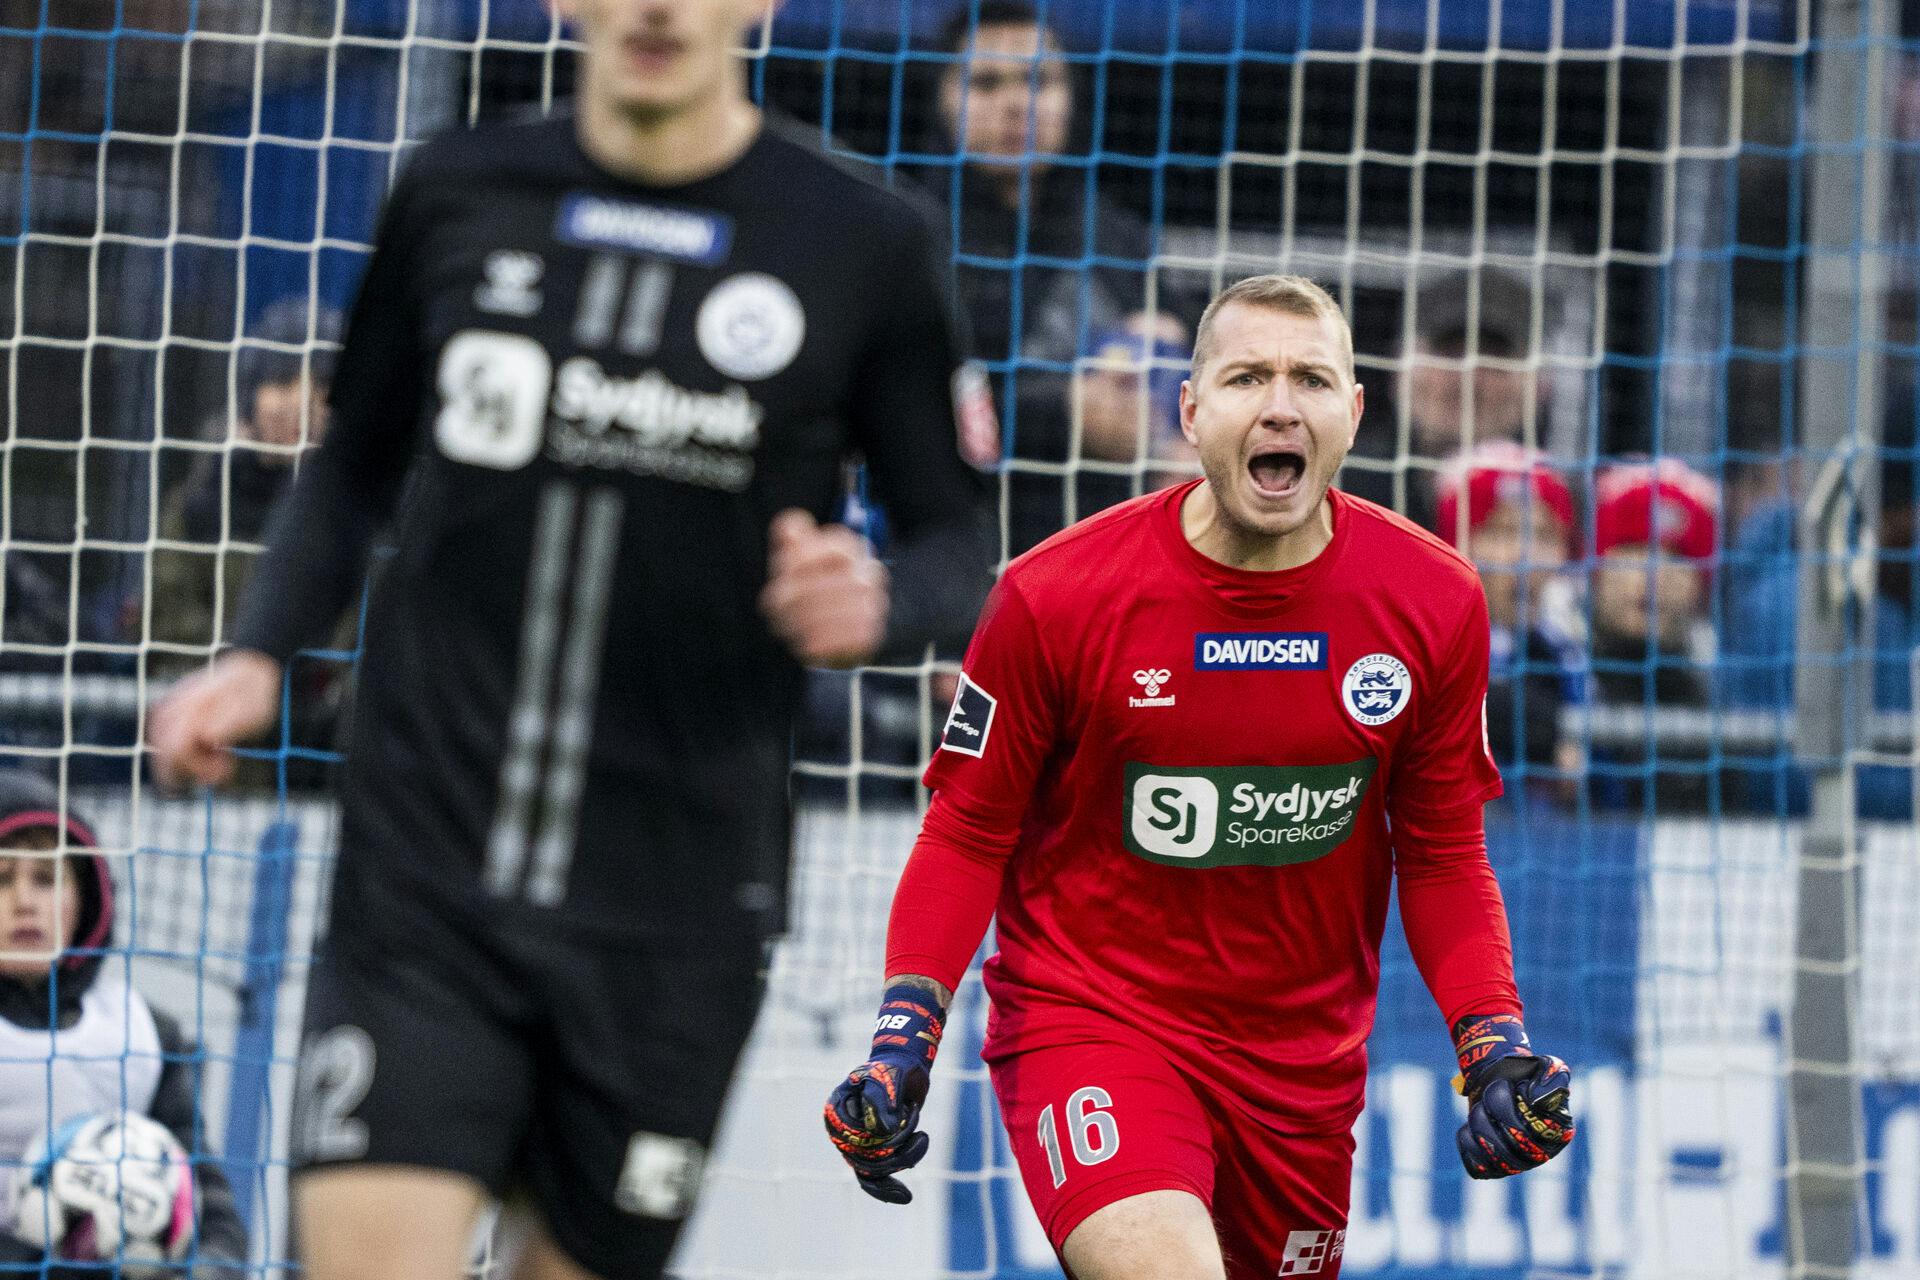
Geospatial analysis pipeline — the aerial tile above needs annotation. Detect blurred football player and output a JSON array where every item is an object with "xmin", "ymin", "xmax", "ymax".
[{"xmin": 148, "ymin": 1, "xmax": 990, "ymax": 1278}]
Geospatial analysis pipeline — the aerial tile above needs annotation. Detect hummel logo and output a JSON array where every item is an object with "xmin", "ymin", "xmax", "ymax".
[
  {"xmin": 1130, "ymin": 668, "xmax": 1174, "ymax": 708},
  {"xmin": 474, "ymin": 250, "xmax": 544, "ymax": 317}
]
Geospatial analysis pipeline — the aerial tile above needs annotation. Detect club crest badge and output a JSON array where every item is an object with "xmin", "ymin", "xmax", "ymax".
[
  {"xmin": 1341, "ymin": 653, "xmax": 1411, "ymax": 726},
  {"xmin": 696, "ymin": 272, "xmax": 805, "ymax": 381}
]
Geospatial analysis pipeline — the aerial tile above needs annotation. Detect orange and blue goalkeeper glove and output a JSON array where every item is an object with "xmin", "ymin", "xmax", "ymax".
[
  {"xmin": 823, "ymin": 985, "xmax": 944, "ymax": 1204},
  {"xmin": 1451, "ymin": 1013, "xmax": 1575, "ymax": 1179}
]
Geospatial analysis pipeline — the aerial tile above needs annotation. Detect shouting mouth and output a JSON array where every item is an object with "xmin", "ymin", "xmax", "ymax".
[
  {"xmin": 1248, "ymin": 449, "xmax": 1306, "ymax": 500},
  {"xmin": 622, "ymin": 34, "xmax": 687, "ymax": 74}
]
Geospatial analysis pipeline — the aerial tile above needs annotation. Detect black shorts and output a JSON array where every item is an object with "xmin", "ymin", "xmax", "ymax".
[{"xmin": 289, "ymin": 891, "xmax": 767, "ymax": 1280}]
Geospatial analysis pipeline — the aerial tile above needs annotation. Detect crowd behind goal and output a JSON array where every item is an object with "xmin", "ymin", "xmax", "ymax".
[{"xmin": 0, "ymin": 1, "xmax": 1915, "ymax": 1279}]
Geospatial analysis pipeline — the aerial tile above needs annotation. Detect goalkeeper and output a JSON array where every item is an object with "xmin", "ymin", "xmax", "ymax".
[
  {"xmin": 826, "ymin": 275, "xmax": 1573, "ymax": 1279},
  {"xmin": 0, "ymin": 768, "xmax": 247, "ymax": 1279},
  {"xmin": 146, "ymin": 0, "xmax": 990, "ymax": 1278}
]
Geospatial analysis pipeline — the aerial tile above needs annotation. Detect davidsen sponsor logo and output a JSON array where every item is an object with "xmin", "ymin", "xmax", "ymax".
[
  {"xmin": 1193, "ymin": 632, "xmax": 1329, "ymax": 670},
  {"xmin": 555, "ymin": 194, "xmax": 733, "ymax": 264}
]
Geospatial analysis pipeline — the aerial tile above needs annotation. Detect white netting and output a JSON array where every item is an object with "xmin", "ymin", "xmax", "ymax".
[{"xmin": 2, "ymin": 3, "xmax": 1916, "ymax": 1279}]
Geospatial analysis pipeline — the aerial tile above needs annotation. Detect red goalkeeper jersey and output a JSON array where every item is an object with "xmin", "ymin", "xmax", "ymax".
[{"xmin": 889, "ymin": 481, "xmax": 1518, "ymax": 1132}]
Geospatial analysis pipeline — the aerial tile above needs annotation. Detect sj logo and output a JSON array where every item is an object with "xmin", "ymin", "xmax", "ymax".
[
  {"xmin": 1128, "ymin": 774, "xmax": 1218, "ymax": 858},
  {"xmin": 1122, "ymin": 760, "xmax": 1377, "ymax": 868}
]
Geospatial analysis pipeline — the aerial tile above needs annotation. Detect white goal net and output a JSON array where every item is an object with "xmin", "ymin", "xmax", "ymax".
[{"xmin": 2, "ymin": 2, "xmax": 1915, "ymax": 1279}]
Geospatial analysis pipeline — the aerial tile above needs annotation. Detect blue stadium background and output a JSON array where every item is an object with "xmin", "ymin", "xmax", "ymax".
[{"xmin": 7, "ymin": 1, "xmax": 1920, "ymax": 1278}]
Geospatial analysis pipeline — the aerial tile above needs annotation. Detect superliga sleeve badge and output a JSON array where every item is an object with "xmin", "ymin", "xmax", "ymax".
[{"xmin": 938, "ymin": 674, "xmax": 997, "ymax": 757}]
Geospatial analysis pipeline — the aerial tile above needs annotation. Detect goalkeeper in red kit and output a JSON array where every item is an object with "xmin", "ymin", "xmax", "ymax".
[{"xmin": 823, "ymin": 274, "xmax": 1573, "ymax": 1279}]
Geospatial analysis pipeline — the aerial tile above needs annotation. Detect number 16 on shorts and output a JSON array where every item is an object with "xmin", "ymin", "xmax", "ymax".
[{"xmin": 1036, "ymin": 1086, "xmax": 1119, "ymax": 1187}]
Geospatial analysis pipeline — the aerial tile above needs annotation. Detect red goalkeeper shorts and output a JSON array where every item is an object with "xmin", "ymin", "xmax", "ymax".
[{"xmin": 988, "ymin": 1011, "xmax": 1355, "ymax": 1279}]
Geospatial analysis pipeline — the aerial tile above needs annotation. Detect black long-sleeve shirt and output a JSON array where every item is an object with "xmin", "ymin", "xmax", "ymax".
[{"xmin": 232, "ymin": 112, "xmax": 989, "ymax": 941}]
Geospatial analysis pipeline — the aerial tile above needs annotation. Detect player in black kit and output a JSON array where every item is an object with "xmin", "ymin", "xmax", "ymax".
[{"xmin": 146, "ymin": 1, "xmax": 990, "ymax": 1278}]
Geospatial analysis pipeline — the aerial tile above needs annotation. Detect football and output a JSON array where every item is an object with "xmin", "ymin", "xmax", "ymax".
[{"xmin": 11, "ymin": 1112, "xmax": 195, "ymax": 1267}]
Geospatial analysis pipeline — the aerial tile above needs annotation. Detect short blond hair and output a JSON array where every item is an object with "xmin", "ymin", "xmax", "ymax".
[{"xmin": 1190, "ymin": 273, "xmax": 1354, "ymax": 381}]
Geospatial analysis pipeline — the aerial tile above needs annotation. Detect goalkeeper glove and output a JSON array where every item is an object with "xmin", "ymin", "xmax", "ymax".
[
  {"xmin": 1450, "ymin": 1013, "xmax": 1575, "ymax": 1179},
  {"xmin": 823, "ymin": 984, "xmax": 944, "ymax": 1204}
]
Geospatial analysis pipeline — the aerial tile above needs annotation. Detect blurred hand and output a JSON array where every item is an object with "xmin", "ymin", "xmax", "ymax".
[
  {"xmin": 147, "ymin": 650, "xmax": 282, "ymax": 788},
  {"xmin": 760, "ymin": 509, "xmax": 888, "ymax": 669}
]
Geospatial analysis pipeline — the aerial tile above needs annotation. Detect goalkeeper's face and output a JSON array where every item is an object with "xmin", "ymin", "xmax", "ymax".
[
  {"xmin": 0, "ymin": 837, "xmax": 82, "ymax": 977},
  {"xmin": 1180, "ymin": 303, "xmax": 1363, "ymax": 543},
  {"xmin": 561, "ymin": 0, "xmax": 772, "ymax": 120}
]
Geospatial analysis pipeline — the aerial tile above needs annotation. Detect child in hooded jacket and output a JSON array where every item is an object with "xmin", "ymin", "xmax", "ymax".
[{"xmin": 0, "ymin": 768, "xmax": 248, "ymax": 1277}]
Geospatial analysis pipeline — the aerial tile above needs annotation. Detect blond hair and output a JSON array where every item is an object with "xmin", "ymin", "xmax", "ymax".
[{"xmin": 1190, "ymin": 273, "xmax": 1354, "ymax": 381}]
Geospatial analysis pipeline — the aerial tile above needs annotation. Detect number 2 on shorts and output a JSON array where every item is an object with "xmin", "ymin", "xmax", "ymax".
[{"xmin": 1037, "ymin": 1085, "xmax": 1119, "ymax": 1188}]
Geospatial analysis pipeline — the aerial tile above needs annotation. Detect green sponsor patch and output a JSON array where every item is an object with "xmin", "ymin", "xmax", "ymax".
[{"xmin": 1121, "ymin": 758, "xmax": 1378, "ymax": 868}]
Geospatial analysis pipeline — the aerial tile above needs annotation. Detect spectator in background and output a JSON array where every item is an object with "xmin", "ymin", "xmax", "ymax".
[
  {"xmin": 799, "ymin": 0, "xmax": 1198, "ymax": 809},
  {"xmin": 1582, "ymin": 460, "xmax": 1722, "ymax": 813},
  {"xmin": 141, "ymin": 300, "xmax": 342, "ymax": 678},
  {"xmin": 0, "ymin": 554, "xmax": 70, "ymax": 677},
  {"xmin": 1588, "ymin": 460, "xmax": 1719, "ymax": 708},
  {"xmin": 1077, "ymin": 310, "xmax": 1194, "ymax": 485},
  {"xmin": 0, "ymin": 768, "xmax": 247, "ymax": 1278},
  {"xmin": 1346, "ymin": 272, "xmax": 1545, "ymax": 530},
  {"xmin": 930, "ymin": 0, "xmax": 1192, "ymax": 557},
  {"xmin": 1719, "ymin": 458, "xmax": 1800, "ymax": 711},
  {"xmin": 1434, "ymin": 443, "xmax": 1581, "ymax": 785},
  {"xmin": 1722, "ymin": 458, "xmax": 1916, "ymax": 819},
  {"xmin": 1873, "ymin": 466, "xmax": 1918, "ymax": 715},
  {"xmin": 137, "ymin": 301, "xmax": 344, "ymax": 790},
  {"xmin": 1863, "ymin": 464, "xmax": 1918, "ymax": 820}
]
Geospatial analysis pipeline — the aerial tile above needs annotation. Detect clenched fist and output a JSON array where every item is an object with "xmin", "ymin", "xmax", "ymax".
[
  {"xmin": 759, "ymin": 509, "xmax": 888, "ymax": 669},
  {"xmin": 146, "ymin": 650, "xmax": 282, "ymax": 788}
]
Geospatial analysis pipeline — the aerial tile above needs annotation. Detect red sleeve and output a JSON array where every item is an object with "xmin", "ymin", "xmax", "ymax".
[
  {"xmin": 1390, "ymin": 581, "xmax": 1503, "ymax": 817},
  {"xmin": 884, "ymin": 792, "xmax": 1019, "ymax": 991},
  {"xmin": 1394, "ymin": 802, "xmax": 1522, "ymax": 1028},
  {"xmin": 1390, "ymin": 581, "xmax": 1518, "ymax": 1028},
  {"xmin": 884, "ymin": 577, "xmax": 1062, "ymax": 990}
]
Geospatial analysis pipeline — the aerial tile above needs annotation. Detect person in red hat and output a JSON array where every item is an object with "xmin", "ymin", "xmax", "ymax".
[
  {"xmin": 1588, "ymin": 458, "xmax": 1720, "ymax": 709},
  {"xmin": 1435, "ymin": 443, "xmax": 1581, "ymax": 784}
]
